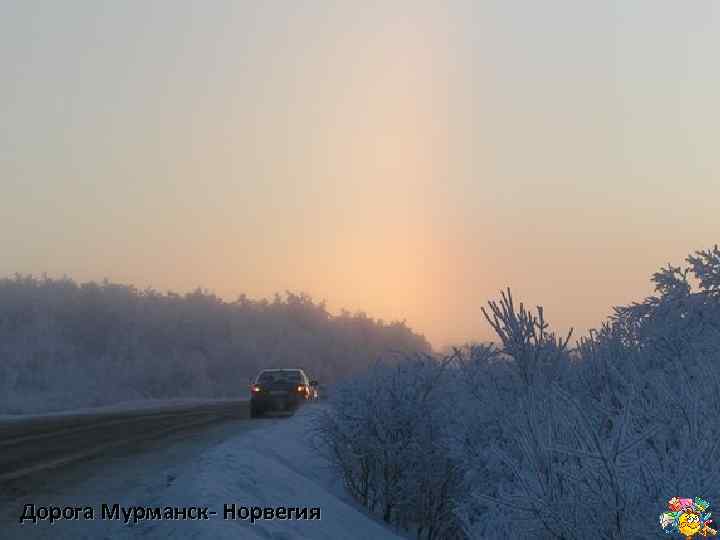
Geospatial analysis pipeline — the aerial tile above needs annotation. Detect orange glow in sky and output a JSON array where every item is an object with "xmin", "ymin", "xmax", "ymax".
[{"xmin": 2, "ymin": 1, "xmax": 719, "ymax": 349}]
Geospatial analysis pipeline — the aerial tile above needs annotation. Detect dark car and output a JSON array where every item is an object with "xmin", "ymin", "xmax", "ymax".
[{"xmin": 249, "ymin": 368, "xmax": 318, "ymax": 418}]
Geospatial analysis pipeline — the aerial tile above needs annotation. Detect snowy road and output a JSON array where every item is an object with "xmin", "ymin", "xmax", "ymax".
[
  {"xmin": 0, "ymin": 399, "xmax": 250, "ymax": 482},
  {"xmin": 0, "ymin": 404, "xmax": 406, "ymax": 540}
]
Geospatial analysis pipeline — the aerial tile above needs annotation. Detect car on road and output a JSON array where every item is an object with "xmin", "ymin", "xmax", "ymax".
[{"xmin": 250, "ymin": 368, "xmax": 318, "ymax": 418}]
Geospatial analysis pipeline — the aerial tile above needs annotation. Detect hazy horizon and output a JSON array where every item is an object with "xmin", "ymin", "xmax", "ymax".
[{"xmin": 3, "ymin": 1, "xmax": 719, "ymax": 350}]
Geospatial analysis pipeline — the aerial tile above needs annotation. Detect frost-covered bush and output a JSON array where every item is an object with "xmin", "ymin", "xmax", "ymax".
[
  {"xmin": 455, "ymin": 246, "xmax": 720, "ymax": 539},
  {"xmin": 0, "ymin": 275, "xmax": 431, "ymax": 414},
  {"xmin": 312, "ymin": 354, "xmax": 466, "ymax": 539},
  {"xmin": 319, "ymin": 245, "xmax": 720, "ymax": 540}
]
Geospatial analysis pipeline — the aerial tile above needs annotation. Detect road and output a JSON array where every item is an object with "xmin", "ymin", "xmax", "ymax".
[
  {"xmin": 0, "ymin": 399, "xmax": 250, "ymax": 482},
  {"xmin": 0, "ymin": 411, "xmax": 280, "ymax": 539},
  {"xmin": 0, "ymin": 404, "xmax": 406, "ymax": 540}
]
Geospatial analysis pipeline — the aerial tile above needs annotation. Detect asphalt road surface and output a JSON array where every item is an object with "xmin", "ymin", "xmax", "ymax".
[{"xmin": 0, "ymin": 408, "xmax": 287, "ymax": 539}]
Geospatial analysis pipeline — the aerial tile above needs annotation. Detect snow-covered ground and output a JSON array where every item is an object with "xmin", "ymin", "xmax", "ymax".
[{"xmin": 1, "ymin": 404, "xmax": 406, "ymax": 540}]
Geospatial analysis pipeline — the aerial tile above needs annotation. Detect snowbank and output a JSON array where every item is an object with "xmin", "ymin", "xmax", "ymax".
[{"xmin": 148, "ymin": 404, "xmax": 405, "ymax": 539}]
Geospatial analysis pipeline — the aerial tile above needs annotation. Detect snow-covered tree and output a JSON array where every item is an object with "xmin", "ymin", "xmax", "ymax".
[
  {"xmin": 0, "ymin": 275, "xmax": 430, "ymax": 414},
  {"xmin": 318, "ymin": 244, "xmax": 720, "ymax": 540}
]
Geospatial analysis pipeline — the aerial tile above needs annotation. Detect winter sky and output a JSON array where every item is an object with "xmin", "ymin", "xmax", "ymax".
[{"xmin": 2, "ymin": 1, "xmax": 719, "ymax": 348}]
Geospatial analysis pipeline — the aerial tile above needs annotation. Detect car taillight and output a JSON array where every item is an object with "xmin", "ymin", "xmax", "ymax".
[{"xmin": 252, "ymin": 385, "xmax": 261, "ymax": 392}]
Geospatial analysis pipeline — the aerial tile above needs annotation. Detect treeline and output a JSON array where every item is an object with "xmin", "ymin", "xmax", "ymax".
[
  {"xmin": 0, "ymin": 276, "xmax": 430, "ymax": 414},
  {"xmin": 314, "ymin": 245, "xmax": 720, "ymax": 539}
]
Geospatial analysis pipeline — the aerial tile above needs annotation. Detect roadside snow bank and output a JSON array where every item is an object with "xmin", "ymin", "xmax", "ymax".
[{"xmin": 127, "ymin": 404, "xmax": 405, "ymax": 540}]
